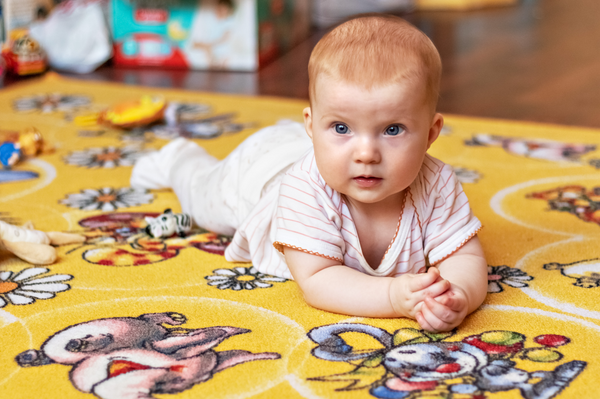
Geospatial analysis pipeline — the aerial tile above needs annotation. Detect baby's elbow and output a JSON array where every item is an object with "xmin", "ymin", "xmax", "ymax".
[
  {"xmin": 469, "ymin": 279, "xmax": 488, "ymax": 314},
  {"xmin": 295, "ymin": 276, "xmax": 330, "ymax": 311}
]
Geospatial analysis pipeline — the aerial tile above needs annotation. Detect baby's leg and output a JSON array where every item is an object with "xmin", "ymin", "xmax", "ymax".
[
  {"xmin": 131, "ymin": 122, "xmax": 311, "ymax": 236},
  {"xmin": 131, "ymin": 138, "xmax": 219, "ymax": 217},
  {"xmin": 131, "ymin": 138, "xmax": 218, "ymax": 190}
]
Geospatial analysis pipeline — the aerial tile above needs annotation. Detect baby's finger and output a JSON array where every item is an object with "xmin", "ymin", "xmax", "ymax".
[
  {"xmin": 435, "ymin": 291, "xmax": 467, "ymax": 312},
  {"xmin": 409, "ymin": 268, "xmax": 441, "ymax": 292},
  {"xmin": 423, "ymin": 279, "xmax": 451, "ymax": 298},
  {"xmin": 424, "ymin": 297, "xmax": 458, "ymax": 324},
  {"xmin": 415, "ymin": 311, "xmax": 436, "ymax": 332},
  {"xmin": 420, "ymin": 301, "xmax": 454, "ymax": 332}
]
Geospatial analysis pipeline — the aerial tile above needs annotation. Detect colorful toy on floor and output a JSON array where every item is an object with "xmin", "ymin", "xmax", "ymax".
[
  {"xmin": 145, "ymin": 209, "xmax": 192, "ymax": 238},
  {"xmin": 2, "ymin": 29, "xmax": 47, "ymax": 76},
  {"xmin": 0, "ymin": 220, "xmax": 86, "ymax": 265},
  {"xmin": 75, "ymin": 96, "xmax": 167, "ymax": 130},
  {"xmin": 0, "ymin": 127, "xmax": 52, "ymax": 169},
  {"xmin": 0, "ymin": 142, "xmax": 21, "ymax": 169},
  {"xmin": 17, "ymin": 127, "xmax": 47, "ymax": 157}
]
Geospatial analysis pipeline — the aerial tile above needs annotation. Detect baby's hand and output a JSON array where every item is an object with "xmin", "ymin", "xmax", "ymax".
[
  {"xmin": 390, "ymin": 267, "xmax": 451, "ymax": 318},
  {"xmin": 415, "ymin": 285, "xmax": 469, "ymax": 332}
]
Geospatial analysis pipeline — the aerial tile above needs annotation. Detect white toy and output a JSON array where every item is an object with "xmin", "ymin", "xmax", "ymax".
[
  {"xmin": 144, "ymin": 209, "xmax": 192, "ymax": 238},
  {"xmin": 0, "ymin": 220, "xmax": 85, "ymax": 265}
]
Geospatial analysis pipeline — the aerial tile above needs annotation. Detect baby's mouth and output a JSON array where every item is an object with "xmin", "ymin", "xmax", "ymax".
[{"xmin": 353, "ymin": 176, "xmax": 382, "ymax": 188}]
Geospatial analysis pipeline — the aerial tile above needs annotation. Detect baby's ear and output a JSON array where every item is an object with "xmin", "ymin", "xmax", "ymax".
[
  {"xmin": 427, "ymin": 113, "xmax": 444, "ymax": 149},
  {"xmin": 303, "ymin": 107, "xmax": 314, "ymax": 140}
]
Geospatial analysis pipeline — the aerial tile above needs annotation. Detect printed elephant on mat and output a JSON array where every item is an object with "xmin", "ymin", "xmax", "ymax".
[{"xmin": 16, "ymin": 312, "xmax": 280, "ymax": 399}]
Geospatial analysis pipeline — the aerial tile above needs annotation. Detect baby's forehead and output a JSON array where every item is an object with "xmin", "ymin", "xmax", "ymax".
[{"xmin": 312, "ymin": 72, "xmax": 428, "ymax": 102}]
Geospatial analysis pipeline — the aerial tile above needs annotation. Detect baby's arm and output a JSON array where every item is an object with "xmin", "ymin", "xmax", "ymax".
[
  {"xmin": 284, "ymin": 247, "xmax": 450, "ymax": 318},
  {"xmin": 416, "ymin": 236, "xmax": 488, "ymax": 331}
]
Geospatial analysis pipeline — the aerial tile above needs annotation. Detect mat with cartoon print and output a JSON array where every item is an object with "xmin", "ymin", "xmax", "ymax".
[{"xmin": 1, "ymin": 73, "xmax": 599, "ymax": 399}]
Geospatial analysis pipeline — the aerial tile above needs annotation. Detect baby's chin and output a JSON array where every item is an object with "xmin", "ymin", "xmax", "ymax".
[{"xmin": 341, "ymin": 190, "xmax": 407, "ymax": 208}]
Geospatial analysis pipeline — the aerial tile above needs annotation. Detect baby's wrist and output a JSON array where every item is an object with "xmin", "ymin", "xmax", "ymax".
[{"xmin": 388, "ymin": 277, "xmax": 411, "ymax": 318}]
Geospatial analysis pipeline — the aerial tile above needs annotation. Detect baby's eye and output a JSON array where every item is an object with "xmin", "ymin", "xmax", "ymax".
[
  {"xmin": 385, "ymin": 125, "xmax": 404, "ymax": 136},
  {"xmin": 334, "ymin": 124, "xmax": 349, "ymax": 134}
]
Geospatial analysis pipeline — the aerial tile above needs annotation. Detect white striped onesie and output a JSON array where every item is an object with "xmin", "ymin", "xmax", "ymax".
[{"xmin": 226, "ymin": 144, "xmax": 481, "ymax": 280}]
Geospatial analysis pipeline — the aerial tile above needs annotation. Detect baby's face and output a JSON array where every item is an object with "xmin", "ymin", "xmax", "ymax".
[{"xmin": 304, "ymin": 74, "xmax": 443, "ymax": 208}]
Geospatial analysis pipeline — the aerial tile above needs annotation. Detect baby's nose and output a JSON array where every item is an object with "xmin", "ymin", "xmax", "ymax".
[{"xmin": 354, "ymin": 138, "xmax": 381, "ymax": 164}]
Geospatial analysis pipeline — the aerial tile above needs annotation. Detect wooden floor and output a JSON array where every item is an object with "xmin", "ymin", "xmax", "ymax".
[{"xmin": 30, "ymin": 0, "xmax": 600, "ymax": 129}]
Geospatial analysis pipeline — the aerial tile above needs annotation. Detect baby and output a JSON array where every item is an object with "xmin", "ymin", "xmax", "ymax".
[{"xmin": 131, "ymin": 14, "xmax": 488, "ymax": 332}]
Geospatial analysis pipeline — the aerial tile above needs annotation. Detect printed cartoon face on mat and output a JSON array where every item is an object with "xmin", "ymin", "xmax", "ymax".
[
  {"xmin": 383, "ymin": 341, "xmax": 486, "ymax": 382},
  {"xmin": 16, "ymin": 312, "xmax": 280, "ymax": 399},
  {"xmin": 308, "ymin": 323, "xmax": 585, "ymax": 399}
]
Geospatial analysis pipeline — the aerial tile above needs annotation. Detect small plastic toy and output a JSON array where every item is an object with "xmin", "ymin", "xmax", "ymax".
[
  {"xmin": 0, "ymin": 220, "xmax": 86, "ymax": 265},
  {"xmin": 76, "ymin": 96, "xmax": 167, "ymax": 130},
  {"xmin": 102, "ymin": 96, "xmax": 167, "ymax": 128},
  {"xmin": 17, "ymin": 127, "xmax": 46, "ymax": 157},
  {"xmin": 145, "ymin": 209, "xmax": 192, "ymax": 238},
  {"xmin": 1, "ymin": 29, "xmax": 47, "ymax": 76},
  {"xmin": 0, "ymin": 142, "xmax": 21, "ymax": 169},
  {"xmin": 0, "ymin": 127, "xmax": 52, "ymax": 169}
]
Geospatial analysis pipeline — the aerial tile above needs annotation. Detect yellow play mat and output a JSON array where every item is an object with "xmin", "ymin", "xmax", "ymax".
[{"xmin": 1, "ymin": 73, "xmax": 600, "ymax": 399}]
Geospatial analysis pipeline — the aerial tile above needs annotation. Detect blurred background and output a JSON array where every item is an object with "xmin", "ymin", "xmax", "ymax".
[{"xmin": 1, "ymin": 0, "xmax": 599, "ymax": 128}]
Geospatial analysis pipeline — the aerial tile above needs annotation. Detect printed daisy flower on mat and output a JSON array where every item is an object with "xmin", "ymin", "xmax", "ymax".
[
  {"xmin": 206, "ymin": 267, "xmax": 287, "ymax": 291},
  {"xmin": 488, "ymin": 265, "xmax": 533, "ymax": 293},
  {"xmin": 60, "ymin": 187, "xmax": 153, "ymax": 211},
  {"xmin": 454, "ymin": 167, "xmax": 482, "ymax": 184},
  {"xmin": 64, "ymin": 145, "xmax": 149, "ymax": 168},
  {"xmin": 0, "ymin": 268, "xmax": 73, "ymax": 307},
  {"xmin": 13, "ymin": 93, "xmax": 91, "ymax": 113}
]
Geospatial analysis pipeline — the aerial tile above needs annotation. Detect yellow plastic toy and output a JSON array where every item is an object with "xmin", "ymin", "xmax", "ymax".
[{"xmin": 75, "ymin": 96, "xmax": 166, "ymax": 129}]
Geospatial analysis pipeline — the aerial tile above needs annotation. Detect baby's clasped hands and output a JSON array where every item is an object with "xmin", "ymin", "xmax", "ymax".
[{"xmin": 390, "ymin": 267, "xmax": 469, "ymax": 332}]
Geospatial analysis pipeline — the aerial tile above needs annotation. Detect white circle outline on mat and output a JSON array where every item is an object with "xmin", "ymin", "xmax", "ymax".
[
  {"xmin": 0, "ymin": 311, "xmax": 33, "ymax": 389},
  {"xmin": 17, "ymin": 296, "xmax": 310, "ymax": 399},
  {"xmin": 491, "ymin": 175, "xmax": 600, "ymax": 318},
  {"xmin": 0, "ymin": 159, "xmax": 57, "ymax": 203},
  {"xmin": 512, "ymin": 235, "xmax": 600, "ymax": 320},
  {"xmin": 481, "ymin": 304, "xmax": 600, "ymax": 332},
  {"xmin": 490, "ymin": 174, "xmax": 599, "ymax": 236}
]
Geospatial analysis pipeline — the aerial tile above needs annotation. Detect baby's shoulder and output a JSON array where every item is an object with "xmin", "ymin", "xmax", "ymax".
[
  {"xmin": 281, "ymin": 151, "xmax": 342, "ymax": 208},
  {"xmin": 416, "ymin": 154, "xmax": 457, "ymax": 198},
  {"xmin": 284, "ymin": 150, "xmax": 326, "ymax": 187}
]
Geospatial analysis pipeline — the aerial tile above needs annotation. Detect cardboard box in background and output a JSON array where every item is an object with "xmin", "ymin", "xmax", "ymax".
[
  {"xmin": 2, "ymin": 0, "xmax": 54, "ymax": 41},
  {"xmin": 111, "ymin": 0, "xmax": 310, "ymax": 71}
]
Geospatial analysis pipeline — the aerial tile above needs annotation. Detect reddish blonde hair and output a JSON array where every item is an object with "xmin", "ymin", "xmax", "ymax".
[{"xmin": 308, "ymin": 14, "xmax": 442, "ymax": 112}]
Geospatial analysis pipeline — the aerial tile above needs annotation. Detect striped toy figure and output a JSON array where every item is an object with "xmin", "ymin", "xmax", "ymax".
[{"xmin": 144, "ymin": 209, "xmax": 192, "ymax": 238}]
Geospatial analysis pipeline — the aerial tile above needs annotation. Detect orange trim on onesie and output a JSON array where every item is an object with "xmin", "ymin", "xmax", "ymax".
[
  {"xmin": 430, "ymin": 226, "xmax": 483, "ymax": 265},
  {"xmin": 273, "ymin": 241, "xmax": 343, "ymax": 263},
  {"xmin": 381, "ymin": 188, "xmax": 409, "ymax": 262}
]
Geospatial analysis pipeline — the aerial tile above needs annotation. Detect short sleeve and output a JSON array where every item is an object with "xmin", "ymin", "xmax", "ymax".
[
  {"xmin": 273, "ymin": 166, "xmax": 345, "ymax": 263},
  {"xmin": 423, "ymin": 165, "xmax": 482, "ymax": 264}
]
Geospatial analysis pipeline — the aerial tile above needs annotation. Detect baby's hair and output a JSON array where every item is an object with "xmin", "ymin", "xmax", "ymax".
[
  {"xmin": 308, "ymin": 14, "xmax": 442, "ymax": 113},
  {"xmin": 218, "ymin": 0, "xmax": 234, "ymax": 9}
]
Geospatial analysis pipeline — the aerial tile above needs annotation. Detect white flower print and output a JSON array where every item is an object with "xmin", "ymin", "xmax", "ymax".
[
  {"xmin": 64, "ymin": 145, "xmax": 149, "ymax": 168},
  {"xmin": 488, "ymin": 265, "xmax": 533, "ymax": 293},
  {"xmin": 454, "ymin": 167, "xmax": 482, "ymax": 184},
  {"xmin": 0, "ymin": 267, "xmax": 73, "ymax": 307},
  {"xmin": 60, "ymin": 187, "xmax": 154, "ymax": 212},
  {"xmin": 206, "ymin": 267, "xmax": 287, "ymax": 290},
  {"xmin": 13, "ymin": 93, "xmax": 91, "ymax": 113}
]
